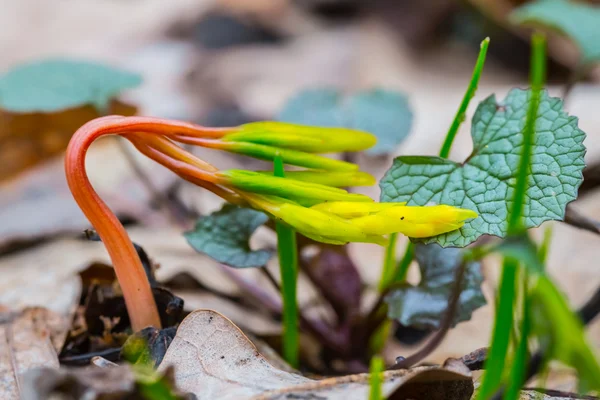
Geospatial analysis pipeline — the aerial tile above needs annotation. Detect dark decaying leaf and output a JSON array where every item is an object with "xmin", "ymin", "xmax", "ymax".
[
  {"xmin": 302, "ymin": 247, "xmax": 362, "ymax": 320},
  {"xmin": 20, "ymin": 364, "xmax": 195, "ymax": 400},
  {"xmin": 60, "ymin": 263, "xmax": 183, "ymax": 366},
  {"xmin": 385, "ymin": 243, "xmax": 486, "ymax": 330},
  {"xmin": 278, "ymin": 87, "xmax": 413, "ymax": 155},
  {"xmin": 84, "ymin": 284, "xmax": 183, "ymax": 336},
  {"xmin": 184, "ymin": 204, "xmax": 272, "ymax": 269},
  {"xmin": 380, "ymin": 89, "xmax": 586, "ymax": 247},
  {"xmin": 190, "ymin": 13, "xmax": 282, "ymax": 50},
  {"xmin": 122, "ymin": 326, "xmax": 178, "ymax": 367}
]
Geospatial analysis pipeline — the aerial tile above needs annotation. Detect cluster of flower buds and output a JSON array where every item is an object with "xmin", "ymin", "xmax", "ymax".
[{"xmin": 65, "ymin": 116, "xmax": 476, "ymax": 330}]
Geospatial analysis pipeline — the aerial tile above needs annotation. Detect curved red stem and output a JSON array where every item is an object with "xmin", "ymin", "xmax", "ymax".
[{"xmin": 65, "ymin": 116, "xmax": 233, "ymax": 331}]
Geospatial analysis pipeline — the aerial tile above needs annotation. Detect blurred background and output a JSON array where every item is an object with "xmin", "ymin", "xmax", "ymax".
[{"xmin": 1, "ymin": 0, "xmax": 599, "ymax": 388}]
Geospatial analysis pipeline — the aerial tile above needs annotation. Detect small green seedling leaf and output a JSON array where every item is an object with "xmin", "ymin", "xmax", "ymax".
[
  {"xmin": 380, "ymin": 88, "xmax": 586, "ymax": 247},
  {"xmin": 278, "ymin": 88, "xmax": 413, "ymax": 155},
  {"xmin": 530, "ymin": 276, "xmax": 600, "ymax": 392},
  {"xmin": 385, "ymin": 243, "xmax": 486, "ymax": 330},
  {"xmin": 184, "ymin": 204, "xmax": 272, "ymax": 268},
  {"xmin": 511, "ymin": 0, "xmax": 600, "ymax": 65},
  {"xmin": 0, "ymin": 58, "xmax": 142, "ymax": 113}
]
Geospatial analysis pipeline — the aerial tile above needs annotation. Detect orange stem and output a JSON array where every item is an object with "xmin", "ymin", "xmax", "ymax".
[{"xmin": 65, "ymin": 116, "xmax": 234, "ymax": 331}]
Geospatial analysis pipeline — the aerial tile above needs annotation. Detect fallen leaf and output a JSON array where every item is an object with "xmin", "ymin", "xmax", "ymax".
[
  {"xmin": 302, "ymin": 247, "xmax": 362, "ymax": 320},
  {"xmin": 0, "ymin": 308, "xmax": 63, "ymax": 399},
  {"xmin": 19, "ymin": 363, "xmax": 193, "ymax": 400},
  {"xmin": 158, "ymin": 309, "xmax": 474, "ymax": 399}
]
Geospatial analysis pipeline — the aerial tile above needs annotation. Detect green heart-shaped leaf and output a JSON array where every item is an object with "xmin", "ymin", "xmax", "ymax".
[{"xmin": 380, "ymin": 88, "xmax": 585, "ymax": 247}]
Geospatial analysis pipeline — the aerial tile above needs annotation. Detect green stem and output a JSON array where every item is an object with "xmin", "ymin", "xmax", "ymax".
[
  {"xmin": 503, "ymin": 278, "xmax": 530, "ymax": 400},
  {"xmin": 508, "ymin": 32, "xmax": 546, "ymax": 233},
  {"xmin": 378, "ymin": 233, "xmax": 398, "ymax": 292},
  {"xmin": 439, "ymin": 37, "xmax": 490, "ymax": 159},
  {"xmin": 476, "ymin": 258, "xmax": 518, "ymax": 399},
  {"xmin": 478, "ymin": 32, "xmax": 546, "ymax": 400},
  {"xmin": 274, "ymin": 155, "xmax": 299, "ymax": 368},
  {"xmin": 393, "ymin": 242, "xmax": 415, "ymax": 283},
  {"xmin": 369, "ymin": 356, "xmax": 385, "ymax": 400}
]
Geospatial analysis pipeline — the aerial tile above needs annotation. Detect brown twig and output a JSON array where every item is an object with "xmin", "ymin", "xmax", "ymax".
[
  {"xmin": 391, "ymin": 260, "xmax": 467, "ymax": 370},
  {"xmin": 563, "ymin": 206, "xmax": 600, "ymax": 235}
]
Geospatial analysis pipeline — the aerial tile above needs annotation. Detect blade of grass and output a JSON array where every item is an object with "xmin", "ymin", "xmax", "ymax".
[
  {"xmin": 393, "ymin": 241, "xmax": 414, "ymax": 283},
  {"xmin": 378, "ymin": 233, "xmax": 398, "ymax": 292},
  {"xmin": 503, "ymin": 279, "xmax": 530, "ymax": 400},
  {"xmin": 274, "ymin": 155, "xmax": 299, "ymax": 368},
  {"xmin": 477, "ymin": 32, "xmax": 546, "ymax": 400},
  {"xmin": 439, "ymin": 37, "xmax": 490, "ymax": 159},
  {"xmin": 369, "ymin": 356, "xmax": 385, "ymax": 400}
]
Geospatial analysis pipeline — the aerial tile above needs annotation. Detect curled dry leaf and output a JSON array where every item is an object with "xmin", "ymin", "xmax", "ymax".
[
  {"xmin": 0, "ymin": 308, "xmax": 64, "ymax": 399},
  {"xmin": 158, "ymin": 309, "xmax": 474, "ymax": 400}
]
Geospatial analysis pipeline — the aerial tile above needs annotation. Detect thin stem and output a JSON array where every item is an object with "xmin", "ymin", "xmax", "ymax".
[
  {"xmin": 65, "ymin": 116, "xmax": 240, "ymax": 331},
  {"xmin": 475, "ymin": 258, "xmax": 518, "ymax": 398},
  {"xmin": 508, "ymin": 32, "xmax": 546, "ymax": 233},
  {"xmin": 477, "ymin": 32, "xmax": 546, "ymax": 399},
  {"xmin": 392, "ymin": 260, "xmax": 467, "ymax": 370},
  {"xmin": 273, "ymin": 155, "xmax": 300, "ymax": 368},
  {"xmin": 438, "ymin": 37, "xmax": 490, "ymax": 159},
  {"xmin": 378, "ymin": 233, "xmax": 398, "ymax": 292},
  {"xmin": 393, "ymin": 241, "xmax": 415, "ymax": 283},
  {"xmin": 503, "ymin": 277, "xmax": 530, "ymax": 400},
  {"xmin": 369, "ymin": 356, "xmax": 384, "ymax": 400}
]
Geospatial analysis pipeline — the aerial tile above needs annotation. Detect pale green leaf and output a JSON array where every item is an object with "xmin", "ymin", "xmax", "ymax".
[
  {"xmin": 380, "ymin": 89, "xmax": 586, "ymax": 247},
  {"xmin": 0, "ymin": 59, "xmax": 142, "ymax": 113},
  {"xmin": 278, "ymin": 88, "xmax": 412, "ymax": 155},
  {"xmin": 511, "ymin": 0, "xmax": 600, "ymax": 64},
  {"xmin": 184, "ymin": 204, "xmax": 272, "ymax": 268}
]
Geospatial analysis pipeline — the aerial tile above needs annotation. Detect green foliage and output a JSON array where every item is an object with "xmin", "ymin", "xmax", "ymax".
[
  {"xmin": 380, "ymin": 88, "xmax": 586, "ymax": 247},
  {"xmin": 511, "ymin": 0, "xmax": 600, "ymax": 64},
  {"xmin": 385, "ymin": 243, "xmax": 486, "ymax": 330},
  {"xmin": 184, "ymin": 204, "xmax": 272, "ymax": 268},
  {"xmin": 0, "ymin": 59, "xmax": 141, "ymax": 113},
  {"xmin": 531, "ymin": 276, "xmax": 600, "ymax": 391},
  {"xmin": 369, "ymin": 356, "xmax": 385, "ymax": 400},
  {"xmin": 278, "ymin": 88, "xmax": 412, "ymax": 155},
  {"xmin": 273, "ymin": 155, "xmax": 300, "ymax": 368}
]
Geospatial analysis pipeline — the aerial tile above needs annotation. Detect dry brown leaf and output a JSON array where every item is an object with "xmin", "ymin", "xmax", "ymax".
[
  {"xmin": 0, "ymin": 100, "xmax": 136, "ymax": 182},
  {"xmin": 0, "ymin": 308, "xmax": 63, "ymax": 399},
  {"xmin": 158, "ymin": 309, "xmax": 473, "ymax": 400}
]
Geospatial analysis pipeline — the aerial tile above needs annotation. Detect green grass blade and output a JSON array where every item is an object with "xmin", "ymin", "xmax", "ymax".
[
  {"xmin": 439, "ymin": 37, "xmax": 490, "ymax": 159},
  {"xmin": 369, "ymin": 356, "xmax": 385, "ymax": 400},
  {"xmin": 274, "ymin": 155, "xmax": 299, "ymax": 368},
  {"xmin": 393, "ymin": 241, "xmax": 414, "ymax": 283},
  {"xmin": 477, "ymin": 258, "xmax": 518, "ymax": 399},
  {"xmin": 378, "ymin": 233, "xmax": 398, "ymax": 292},
  {"xmin": 508, "ymin": 32, "xmax": 546, "ymax": 233},
  {"xmin": 503, "ymin": 280, "xmax": 531, "ymax": 400},
  {"xmin": 478, "ymin": 32, "xmax": 546, "ymax": 400}
]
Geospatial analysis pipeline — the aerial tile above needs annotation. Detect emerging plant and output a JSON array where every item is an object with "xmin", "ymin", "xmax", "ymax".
[{"xmin": 64, "ymin": 117, "xmax": 477, "ymax": 332}]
